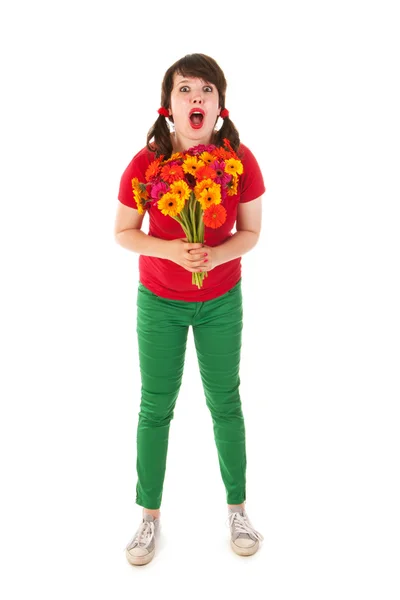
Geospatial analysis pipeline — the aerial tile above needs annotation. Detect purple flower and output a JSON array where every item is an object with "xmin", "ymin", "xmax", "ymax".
[{"xmin": 210, "ymin": 160, "xmax": 231, "ymax": 186}]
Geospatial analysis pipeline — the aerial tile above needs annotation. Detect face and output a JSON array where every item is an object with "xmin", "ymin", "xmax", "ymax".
[{"xmin": 169, "ymin": 73, "xmax": 220, "ymax": 150}]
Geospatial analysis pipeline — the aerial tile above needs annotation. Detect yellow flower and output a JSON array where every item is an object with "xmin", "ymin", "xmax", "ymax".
[
  {"xmin": 131, "ymin": 177, "xmax": 141, "ymax": 192},
  {"xmin": 194, "ymin": 178, "xmax": 214, "ymax": 198},
  {"xmin": 227, "ymin": 174, "xmax": 239, "ymax": 196},
  {"xmin": 157, "ymin": 192, "xmax": 185, "ymax": 217},
  {"xmin": 199, "ymin": 151, "xmax": 215, "ymax": 165},
  {"xmin": 198, "ymin": 184, "xmax": 221, "ymax": 210},
  {"xmin": 169, "ymin": 180, "xmax": 191, "ymax": 202},
  {"xmin": 225, "ymin": 158, "xmax": 243, "ymax": 176},
  {"xmin": 133, "ymin": 187, "xmax": 147, "ymax": 214},
  {"xmin": 133, "ymin": 188, "xmax": 143, "ymax": 212},
  {"xmin": 132, "ymin": 178, "xmax": 149, "ymax": 214},
  {"xmin": 164, "ymin": 152, "xmax": 182, "ymax": 164},
  {"xmin": 183, "ymin": 155, "xmax": 205, "ymax": 176}
]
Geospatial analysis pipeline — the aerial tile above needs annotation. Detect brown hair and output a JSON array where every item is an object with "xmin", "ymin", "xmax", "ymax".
[{"xmin": 146, "ymin": 53, "xmax": 240, "ymax": 158}]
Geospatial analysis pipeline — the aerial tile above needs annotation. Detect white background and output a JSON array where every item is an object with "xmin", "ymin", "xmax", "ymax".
[{"xmin": 1, "ymin": 0, "xmax": 399, "ymax": 598}]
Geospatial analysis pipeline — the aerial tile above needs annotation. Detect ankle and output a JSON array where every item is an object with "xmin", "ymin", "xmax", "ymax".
[
  {"xmin": 228, "ymin": 503, "xmax": 245, "ymax": 510},
  {"xmin": 143, "ymin": 508, "xmax": 160, "ymax": 519}
]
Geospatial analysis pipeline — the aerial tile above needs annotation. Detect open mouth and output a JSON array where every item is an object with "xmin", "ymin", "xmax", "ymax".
[{"xmin": 189, "ymin": 109, "xmax": 205, "ymax": 129}]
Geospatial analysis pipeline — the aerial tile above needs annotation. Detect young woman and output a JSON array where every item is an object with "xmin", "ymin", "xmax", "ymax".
[{"xmin": 115, "ymin": 53, "xmax": 265, "ymax": 565}]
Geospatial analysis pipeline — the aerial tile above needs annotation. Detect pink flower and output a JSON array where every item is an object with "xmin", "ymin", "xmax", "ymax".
[
  {"xmin": 211, "ymin": 160, "xmax": 231, "ymax": 186},
  {"xmin": 151, "ymin": 181, "xmax": 169, "ymax": 201},
  {"xmin": 187, "ymin": 143, "xmax": 216, "ymax": 156}
]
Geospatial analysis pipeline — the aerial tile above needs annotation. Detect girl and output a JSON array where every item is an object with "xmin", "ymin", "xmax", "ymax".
[{"xmin": 115, "ymin": 53, "xmax": 265, "ymax": 565}]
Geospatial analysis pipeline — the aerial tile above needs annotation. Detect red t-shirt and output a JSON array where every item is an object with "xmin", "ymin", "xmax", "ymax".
[{"xmin": 117, "ymin": 143, "xmax": 266, "ymax": 301}]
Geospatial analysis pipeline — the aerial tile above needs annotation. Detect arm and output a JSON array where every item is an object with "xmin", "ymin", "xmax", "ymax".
[
  {"xmin": 114, "ymin": 202, "xmax": 172, "ymax": 259},
  {"xmin": 114, "ymin": 202, "xmax": 205, "ymax": 270}
]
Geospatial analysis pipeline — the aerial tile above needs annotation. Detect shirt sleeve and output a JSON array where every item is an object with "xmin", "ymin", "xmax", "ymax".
[
  {"xmin": 117, "ymin": 148, "xmax": 148, "ymax": 210},
  {"xmin": 239, "ymin": 145, "xmax": 266, "ymax": 203}
]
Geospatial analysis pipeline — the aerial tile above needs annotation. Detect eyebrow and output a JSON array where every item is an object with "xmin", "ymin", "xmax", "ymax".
[{"xmin": 176, "ymin": 79, "xmax": 212, "ymax": 86}]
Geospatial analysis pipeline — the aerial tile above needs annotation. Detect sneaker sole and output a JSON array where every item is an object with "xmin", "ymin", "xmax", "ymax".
[
  {"xmin": 230, "ymin": 539, "xmax": 259, "ymax": 556},
  {"xmin": 125, "ymin": 547, "xmax": 155, "ymax": 566}
]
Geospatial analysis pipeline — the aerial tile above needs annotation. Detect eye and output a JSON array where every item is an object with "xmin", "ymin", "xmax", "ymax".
[
  {"xmin": 204, "ymin": 85, "xmax": 213, "ymax": 92},
  {"xmin": 180, "ymin": 86, "xmax": 190, "ymax": 92}
]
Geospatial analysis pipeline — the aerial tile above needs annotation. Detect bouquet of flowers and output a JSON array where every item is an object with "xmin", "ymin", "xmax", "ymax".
[{"xmin": 131, "ymin": 138, "xmax": 243, "ymax": 288}]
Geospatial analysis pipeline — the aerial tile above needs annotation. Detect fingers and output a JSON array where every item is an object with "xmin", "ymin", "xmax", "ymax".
[
  {"xmin": 187, "ymin": 249, "xmax": 207, "ymax": 261},
  {"xmin": 183, "ymin": 242, "xmax": 204, "ymax": 250},
  {"xmin": 178, "ymin": 240, "xmax": 209, "ymax": 271},
  {"xmin": 185, "ymin": 257, "xmax": 208, "ymax": 271},
  {"xmin": 186, "ymin": 246, "xmax": 209, "ymax": 266},
  {"xmin": 187, "ymin": 251, "xmax": 207, "ymax": 260}
]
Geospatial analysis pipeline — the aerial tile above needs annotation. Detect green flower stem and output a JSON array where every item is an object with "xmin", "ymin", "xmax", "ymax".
[
  {"xmin": 190, "ymin": 196, "xmax": 198, "ymax": 242},
  {"xmin": 197, "ymin": 201, "xmax": 204, "ymax": 243},
  {"xmin": 173, "ymin": 196, "xmax": 207, "ymax": 288},
  {"xmin": 192, "ymin": 271, "xmax": 204, "ymax": 288},
  {"xmin": 179, "ymin": 207, "xmax": 192, "ymax": 240},
  {"xmin": 173, "ymin": 216, "xmax": 189, "ymax": 239}
]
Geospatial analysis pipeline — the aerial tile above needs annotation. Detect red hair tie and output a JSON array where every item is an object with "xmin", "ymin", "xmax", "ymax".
[
  {"xmin": 220, "ymin": 108, "xmax": 230, "ymax": 119},
  {"xmin": 157, "ymin": 107, "xmax": 169, "ymax": 117}
]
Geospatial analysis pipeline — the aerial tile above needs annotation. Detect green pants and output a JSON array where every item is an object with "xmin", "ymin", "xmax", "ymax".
[{"xmin": 135, "ymin": 279, "xmax": 246, "ymax": 509}]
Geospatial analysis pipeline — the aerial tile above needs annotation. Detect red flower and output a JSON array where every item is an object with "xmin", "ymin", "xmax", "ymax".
[
  {"xmin": 203, "ymin": 204, "xmax": 227, "ymax": 229},
  {"xmin": 145, "ymin": 159, "xmax": 162, "ymax": 182},
  {"xmin": 160, "ymin": 163, "xmax": 185, "ymax": 183},
  {"xmin": 196, "ymin": 164, "xmax": 217, "ymax": 181},
  {"xmin": 213, "ymin": 139, "xmax": 239, "ymax": 161},
  {"xmin": 213, "ymin": 146, "xmax": 232, "ymax": 161}
]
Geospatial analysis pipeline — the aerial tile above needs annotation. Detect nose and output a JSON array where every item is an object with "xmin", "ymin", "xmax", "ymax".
[{"xmin": 191, "ymin": 93, "xmax": 203, "ymax": 104}]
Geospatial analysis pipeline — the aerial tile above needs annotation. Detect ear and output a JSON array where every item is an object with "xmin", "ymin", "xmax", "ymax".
[{"xmin": 168, "ymin": 108, "xmax": 172, "ymax": 116}]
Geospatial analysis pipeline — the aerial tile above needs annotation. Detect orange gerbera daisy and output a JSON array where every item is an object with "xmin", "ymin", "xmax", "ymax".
[
  {"xmin": 145, "ymin": 159, "xmax": 161, "ymax": 182},
  {"xmin": 213, "ymin": 146, "xmax": 233, "ymax": 161},
  {"xmin": 216, "ymin": 138, "xmax": 239, "ymax": 160},
  {"xmin": 195, "ymin": 164, "xmax": 217, "ymax": 181},
  {"xmin": 227, "ymin": 174, "xmax": 239, "ymax": 196},
  {"xmin": 160, "ymin": 163, "xmax": 185, "ymax": 183},
  {"xmin": 199, "ymin": 151, "xmax": 215, "ymax": 165},
  {"xmin": 163, "ymin": 152, "xmax": 181, "ymax": 164},
  {"xmin": 198, "ymin": 184, "xmax": 221, "ymax": 210},
  {"xmin": 203, "ymin": 203, "xmax": 227, "ymax": 229},
  {"xmin": 157, "ymin": 192, "xmax": 185, "ymax": 217}
]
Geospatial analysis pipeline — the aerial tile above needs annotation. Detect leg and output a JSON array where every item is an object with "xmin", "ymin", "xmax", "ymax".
[
  {"xmin": 135, "ymin": 284, "xmax": 189, "ymax": 511},
  {"xmin": 192, "ymin": 281, "xmax": 247, "ymax": 505}
]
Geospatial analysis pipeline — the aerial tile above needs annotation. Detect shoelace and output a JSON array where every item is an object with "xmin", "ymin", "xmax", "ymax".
[
  {"xmin": 226, "ymin": 511, "xmax": 264, "ymax": 542},
  {"xmin": 125, "ymin": 520, "xmax": 155, "ymax": 551}
]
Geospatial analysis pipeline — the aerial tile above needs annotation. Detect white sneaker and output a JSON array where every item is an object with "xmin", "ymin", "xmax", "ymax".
[
  {"xmin": 227, "ymin": 507, "xmax": 264, "ymax": 556},
  {"xmin": 125, "ymin": 514, "xmax": 160, "ymax": 566}
]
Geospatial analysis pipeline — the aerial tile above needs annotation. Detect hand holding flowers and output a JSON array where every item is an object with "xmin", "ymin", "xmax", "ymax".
[
  {"xmin": 187, "ymin": 243, "xmax": 217, "ymax": 273},
  {"xmin": 166, "ymin": 238, "xmax": 207, "ymax": 273}
]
